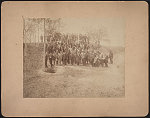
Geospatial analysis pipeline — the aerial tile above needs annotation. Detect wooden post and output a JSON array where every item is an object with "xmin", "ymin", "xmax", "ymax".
[
  {"xmin": 22, "ymin": 16, "xmax": 26, "ymax": 56},
  {"xmin": 43, "ymin": 18, "xmax": 46, "ymax": 68},
  {"xmin": 22, "ymin": 16, "xmax": 25, "ymax": 43},
  {"xmin": 38, "ymin": 20, "xmax": 39, "ymax": 43}
]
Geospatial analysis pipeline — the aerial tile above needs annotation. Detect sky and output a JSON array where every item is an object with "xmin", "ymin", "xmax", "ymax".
[
  {"xmin": 25, "ymin": 18, "xmax": 125, "ymax": 47},
  {"xmin": 60, "ymin": 18, "xmax": 125, "ymax": 47}
]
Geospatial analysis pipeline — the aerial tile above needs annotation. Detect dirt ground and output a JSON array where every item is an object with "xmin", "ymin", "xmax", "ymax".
[{"xmin": 23, "ymin": 50, "xmax": 125, "ymax": 98}]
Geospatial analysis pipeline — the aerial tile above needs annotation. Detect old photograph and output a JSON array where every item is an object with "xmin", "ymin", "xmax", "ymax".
[
  {"xmin": 23, "ymin": 17, "xmax": 125, "ymax": 98},
  {"xmin": 2, "ymin": 1, "xmax": 148, "ymax": 117}
]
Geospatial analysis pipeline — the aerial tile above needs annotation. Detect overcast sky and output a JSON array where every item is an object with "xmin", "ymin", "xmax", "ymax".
[
  {"xmin": 27, "ymin": 17, "xmax": 125, "ymax": 47},
  {"xmin": 60, "ymin": 18, "xmax": 125, "ymax": 47}
]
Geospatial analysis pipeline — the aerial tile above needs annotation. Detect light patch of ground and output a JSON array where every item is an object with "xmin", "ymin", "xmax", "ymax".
[{"xmin": 23, "ymin": 51, "xmax": 125, "ymax": 98}]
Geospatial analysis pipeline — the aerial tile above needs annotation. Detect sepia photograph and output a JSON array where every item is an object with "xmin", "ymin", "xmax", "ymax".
[
  {"xmin": 1, "ymin": 1, "xmax": 148, "ymax": 117},
  {"xmin": 23, "ymin": 17, "xmax": 125, "ymax": 98}
]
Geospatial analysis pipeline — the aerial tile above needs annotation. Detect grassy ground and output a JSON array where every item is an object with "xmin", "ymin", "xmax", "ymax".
[{"xmin": 23, "ymin": 48, "xmax": 125, "ymax": 98}]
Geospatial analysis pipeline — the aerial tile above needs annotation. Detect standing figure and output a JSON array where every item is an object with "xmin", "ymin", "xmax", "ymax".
[
  {"xmin": 58, "ymin": 51, "xmax": 62, "ymax": 65},
  {"xmin": 109, "ymin": 50, "xmax": 113, "ymax": 64},
  {"xmin": 49, "ymin": 53, "xmax": 53, "ymax": 67},
  {"xmin": 81, "ymin": 51, "xmax": 85, "ymax": 65},
  {"xmin": 47, "ymin": 44, "xmax": 54, "ymax": 67},
  {"xmin": 70, "ymin": 48, "xmax": 75, "ymax": 65},
  {"xmin": 84, "ymin": 50, "xmax": 89, "ymax": 65},
  {"xmin": 93, "ymin": 54, "xmax": 98, "ymax": 67},
  {"xmin": 62, "ymin": 51, "xmax": 67, "ymax": 65},
  {"xmin": 55, "ymin": 50, "xmax": 59, "ymax": 65},
  {"xmin": 76, "ymin": 49, "xmax": 81, "ymax": 65},
  {"xmin": 99, "ymin": 53, "xmax": 104, "ymax": 67},
  {"xmin": 104, "ymin": 54, "xmax": 109, "ymax": 67},
  {"xmin": 45, "ymin": 51, "xmax": 48, "ymax": 68}
]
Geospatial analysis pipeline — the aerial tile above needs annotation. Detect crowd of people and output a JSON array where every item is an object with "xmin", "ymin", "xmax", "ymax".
[{"xmin": 45, "ymin": 33, "xmax": 113, "ymax": 68}]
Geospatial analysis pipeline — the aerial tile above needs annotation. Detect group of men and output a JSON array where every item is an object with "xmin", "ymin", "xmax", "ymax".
[{"xmin": 44, "ymin": 36, "xmax": 113, "ymax": 68}]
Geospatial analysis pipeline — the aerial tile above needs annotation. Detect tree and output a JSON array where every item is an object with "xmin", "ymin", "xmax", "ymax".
[
  {"xmin": 23, "ymin": 18, "xmax": 43, "ymax": 43},
  {"xmin": 45, "ymin": 18, "xmax": 63, "ymax": 37},
  {"xmin": 86, "ymin": 26, "xmax": 107, "ymax": 47}
]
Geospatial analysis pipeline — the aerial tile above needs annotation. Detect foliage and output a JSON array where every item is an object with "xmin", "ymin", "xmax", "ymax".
[{"xmin": 23, "ymin": 18, "xmax": 63, "ymax": 43}]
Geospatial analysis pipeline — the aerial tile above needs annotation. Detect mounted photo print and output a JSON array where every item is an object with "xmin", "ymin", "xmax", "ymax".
[{"xmin": 1, "ymin": 1, "xmax": 148, "ymax": 117}]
